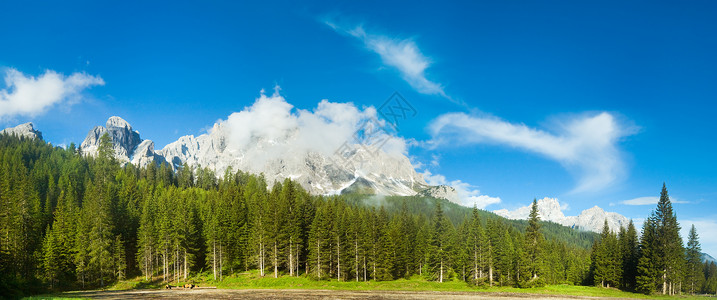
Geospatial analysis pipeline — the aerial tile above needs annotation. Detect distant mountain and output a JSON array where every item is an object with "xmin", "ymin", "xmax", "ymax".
[
  {"xmin": 704, "ymin": 253, "xmax": 717, "ymax": 264},
  {"xmin": 493, "ymin": 197, "xmax": 630, "ymax": 233},
  {"xmin": 0, "ymin": 122, "xmax": 43, "ymax": 140},
  {"xmin": 418, "ymin": 185, "xmax": 459, "ymax": 203},
  {"xmin": 78, "ymin": 116, "xmax": 429, "ymax": 197}
]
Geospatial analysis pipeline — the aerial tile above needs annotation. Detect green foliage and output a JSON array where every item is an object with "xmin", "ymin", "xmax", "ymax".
[
  {"xmin": 0, "ymin": 134, "xmax": 712, "ymax": 298},
  {"xmin": 685, "ymin": 225, "xmax": 704, "ymax": 294},
  {"xmin": 635, "ymin": 184, "xmax": 686, "ymax": 295}
]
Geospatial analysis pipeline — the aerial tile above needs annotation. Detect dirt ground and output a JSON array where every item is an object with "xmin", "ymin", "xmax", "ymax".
[{"xmin": 64, "ymin": 288, "xmax": 632, "ymax": 300}]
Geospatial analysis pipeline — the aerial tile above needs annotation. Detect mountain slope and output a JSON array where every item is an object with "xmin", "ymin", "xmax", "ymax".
[
  {"xmin": 493, "ymin": 197, "xmax": 630, "ymax": 233},
  {"xmin": 0, "ymin": 122, "xmax": 43, "ymax": 140},
  {"xmin": 345, "ymin": 194, "xmax": 599, "ymax": 249},
  {"xmin": 79, "ymin": 116, "xmax": 429, "ymax": 197}
]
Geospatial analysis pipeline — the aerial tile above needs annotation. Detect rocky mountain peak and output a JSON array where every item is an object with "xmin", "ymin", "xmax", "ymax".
[
  {"xmin": 493, "ymin": 197, "xmax": 629, "ymax": 233},
  {"xmin": 419, "ymin": 185, "xmax": 459, "ymax": 204},
  {"xmin": 73, "ymin": 116, "xmax": 429, "ymax": 197},
  {"xmin": 1, "ymin": 122, "xmax": 43, "ymax": 140},
  {"xmin": 80, "ymin": 117, "xmax": 156, "ymax": 165},
  {"xmin": 106, "ymin": 116, "xmax": 132, "ymax": 129}
]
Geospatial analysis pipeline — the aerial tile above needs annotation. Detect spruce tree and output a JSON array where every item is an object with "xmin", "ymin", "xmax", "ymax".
[
  {"xmin": 685, "ymin": 225, "xmax": 704, "ymax": 294},
  {"xmin": 525, "ymin": 198, "xmax": 543, "ymax": 280},
  {"xmin": 636, "ymin": 215, "xmax": 659, "ymax": 294},
  {"xmin": 654, "ymin": 183, "xmax": 685, "ymax": 295},
  {"xmin": 620, "ymin": 220, "xmax": 639, "ymax": 291},
  {"xmin": 428, "ymin": 202, "xmax": 451, "ymax": 282}
]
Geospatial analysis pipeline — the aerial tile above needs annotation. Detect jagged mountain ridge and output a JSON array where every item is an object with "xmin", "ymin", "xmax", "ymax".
[
  {"xmin": 1, "ymin": 122, "xmax": 43, "ymax": 140},
  {"xmin": 493, "ymin": 197, "xmax": 631, "ymax": 233},
  {"xmin": 78, "ymin": 116, "xmax": 429, "ymax": 197}
]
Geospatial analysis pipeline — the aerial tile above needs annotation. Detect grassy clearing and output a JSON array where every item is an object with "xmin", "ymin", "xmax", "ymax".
[
  {"xmin": 178, "ymin": 270, "xmax": 707, "ymax": 299},
  {"xmin": 29, "ymin": 271, "xmax": 710, "ymax": 299}
]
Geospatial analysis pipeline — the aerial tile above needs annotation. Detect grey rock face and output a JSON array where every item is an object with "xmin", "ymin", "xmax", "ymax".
[
  {"xmin": 159, "ymin": 122, "xmax": 428, "ymax": 196},
  {"xmin": 419, "ymin": 185, "xmax": 459, "ymax": 203},
  {"xmin": 78, "ymin": 116, "xmax": 429, "ymax": 196},
  {"xmin": 1, "ymin": 122, "xmax": 43, "ymax": 140},
  {"xmin": 493, "ymin": 197, "xmax": 630, "ymax": 233},
  {"xmin": 80, "ymin": 116, "xmax": 161, "ymax": 167}
]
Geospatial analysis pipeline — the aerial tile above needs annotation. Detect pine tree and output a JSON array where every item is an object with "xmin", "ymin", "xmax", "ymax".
[
  {"xmin": 592, "ymin": 220, "xmax": 621, "ymax": 288},
  {"xmin": 525, "ymin": 198, "xmax": 543, "ymax": 280},
  {"xmin": 428, "ymin": 202, "xmax": 451, "ymax": 282},
  {"xmin": 685, "ymin": 225, "xmax": 704, "ymax": 294},
  {"xmin": 468, "ymin": 206, "xmax": 487, "ymax": 283},
  {"xmin": 620, "ymin": 220, "xmax": 639, "ymax": 291},
  {"xmin": 495, "ymin": 229, "xmax": 514, "ymax": 286},
  {"xmin": 308, "ymin": 201, "xmax": 331, "ymax": 279},
  {"xmin": 636, "ymin": 215, "xmax": 659, "ymax": 294},
  {"xmin": 654, "ymin": 183, "xmax": 685, "ymax": 295}
]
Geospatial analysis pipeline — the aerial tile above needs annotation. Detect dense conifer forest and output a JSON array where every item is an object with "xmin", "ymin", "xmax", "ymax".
[{"xmin": 1, "ymin": 133, "xmax": 716, "ymax": 298}]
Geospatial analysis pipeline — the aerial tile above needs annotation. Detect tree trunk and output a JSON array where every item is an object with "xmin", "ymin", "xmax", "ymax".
[
  {"xmin": 439, "ymin": 258, "xmax": 443, "ymax": 283},
  {"xmin": 289, "ymin": 237, "xmax": 294, "ymax": 277},
  {"xmin": 474, "ymin": 248, "xmax": 478, "ymax": 280},
  {"xmin": 219, "ymin": 242, "xmax": 223, "ymax": 281},
  {"xmin": 317, "ymin": 240, "xmax": 321, "ymax": 279},
  {"xmin": 273, "ymin": 241, "xmax": 277, "ymax": 278},
  {"xmin": 489, "ymin": 266, "xmax": 493, "ymax": 286},
  {"xmin": 212, "ymin": 240, "xmax": 216, "ymax": 280},
  {"xmin": 363, "ymin": 255, "xmax": 367, "ymax": 282}
]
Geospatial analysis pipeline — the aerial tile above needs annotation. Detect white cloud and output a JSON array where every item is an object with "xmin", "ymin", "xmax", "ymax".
[
  {"xmin": 620, "ymin": 196, "xmax": 689, "ymax": 205},
  {"xmin": 0, "ymin": 68, "xmax": 104, "ymax": 119},
  {"xmin": 681, "ymin": 218, "xmax": 717, "ymax": 258},
  {"xmin": 422, "ymin": 170, "xmax": 501, "ymax": 209},
  {"xmin": 218, "ymin": 86, "xmax": 409, "ymax": 170},
  {"xmin": 326, "ymin": 21, "xmax": 449, "ymax": 99},
  {"xmin": 428, "ymin": 112, "xmax": 635, "ymax": 193},
  {"xmin": 621, "ymin": 196, "xmax": 659, "ymax": 205}
]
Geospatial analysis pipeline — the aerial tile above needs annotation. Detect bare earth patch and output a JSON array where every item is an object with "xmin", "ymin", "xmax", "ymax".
[{"xmin": 64, "ymin": 289, "xmax": 632, "ymax": 299}]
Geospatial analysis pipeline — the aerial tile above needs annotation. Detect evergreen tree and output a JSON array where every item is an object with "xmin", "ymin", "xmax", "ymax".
[
  {"xmin": 525, "ymin": 198, "xmax": 543, "ymax": 280},
  {"xmin": 495, "ymin": 229, "xmax": 515, "ymax": 286},
  {"xmin": 685, "ymin": 225, "xmax": 704, "ymax": 294},
  {"xmin": 468, "ymin": 206, "xmax": 487, "ymax": 283},
  {"xmin": 428, "ymin": 202, "xmax": 451, "ymax": 282},
  {"xmin": 620, "ymin": 220, "xmax": 639, "ymax": 291},
  {"xmin": 636, "ymin": 215, "xmax": 659, "ymax": 294},
  {"xmin": 592, "ymin": 220, "xmax": 621, "ymax": 288},
  {"xmin": 654, "ymin": 183, "xmax": 685, "ymax": 295}
]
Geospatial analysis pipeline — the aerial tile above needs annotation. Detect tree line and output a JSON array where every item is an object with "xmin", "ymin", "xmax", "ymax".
[
  {"xmin": 588, "ymin": 183, "xmax": 716, "ymax": 295},
  {"xmin": 1, "ymin": 133, "xmax": 716, "ymax": 297}
]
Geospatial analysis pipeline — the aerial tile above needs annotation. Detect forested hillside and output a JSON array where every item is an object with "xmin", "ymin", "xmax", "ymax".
[{"xmin": 1, "ymin": 133, "xmax": 716, "ymax": 298}]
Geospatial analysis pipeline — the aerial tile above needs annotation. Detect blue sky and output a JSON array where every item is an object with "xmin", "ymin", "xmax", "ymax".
[{"xmin": 1, "ymin": 1, "xmax": 716, "ymax": 254}]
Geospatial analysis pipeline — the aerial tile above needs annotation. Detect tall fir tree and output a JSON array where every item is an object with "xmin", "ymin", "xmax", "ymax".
[
  {"xmin": 525, "ymin": 198, "xmax": 543, "ymax": 280},
  {"xmin": 620, "ymin": 220, "xmax": 639, "ymax": 291},
  {"xmin": 685, "ymin": 225, "xmax": 704, "ymax": 294}
]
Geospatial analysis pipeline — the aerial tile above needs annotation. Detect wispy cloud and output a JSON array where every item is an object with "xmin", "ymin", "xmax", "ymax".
[
  {"xmin": 325, "ymin": 20, "xmax": 452, "ymax": 101},
  {"xmin": 0, "ymin": 68, "xmax": 104, "ymax": 120},
  {"xmin": 422, "ymin": 170, "xmax": 501, "ymax": 208},
  {"xmin": 428, "ymin": 112, "xmax": 636, "ymax": 193},
  {"xmin": 620, "ymin": 196, "xmax": 689, "ymax": 206}
]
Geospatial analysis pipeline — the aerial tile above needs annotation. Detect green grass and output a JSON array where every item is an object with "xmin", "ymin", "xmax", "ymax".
[
  {"xmin": 181, "ymin": 270, "xmax": 708, "ymax": 299},
  {"xmin": 32, "ymin": 271, "xmax": 709, "ymax": 300}
]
